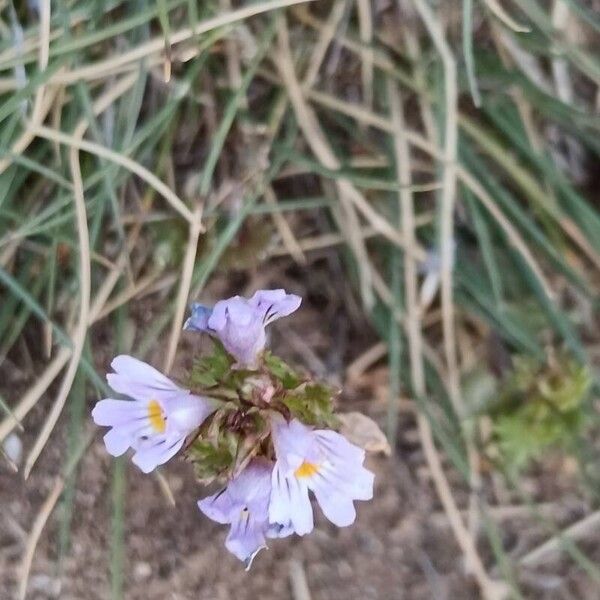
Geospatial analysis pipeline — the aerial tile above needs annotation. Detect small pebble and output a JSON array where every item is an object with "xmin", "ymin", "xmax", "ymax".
[
  {"xmin": 3, "ymin": 433, "xmax": 23, "ymax": 467},
  {"xmin": 134, "ymin": 561, "xmax": 152, "ymax": 581},
  {"xmin": 30, "ymin": 574, "xmax": 61, "ymax": 597}
]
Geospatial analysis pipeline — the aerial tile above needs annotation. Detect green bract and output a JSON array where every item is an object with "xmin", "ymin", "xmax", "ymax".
[{"xmin": 183, "ymin": 342, "xmax": 338, "ymax": 483}]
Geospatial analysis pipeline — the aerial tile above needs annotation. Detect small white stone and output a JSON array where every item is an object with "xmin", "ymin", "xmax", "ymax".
[
  {"xmin": 30, "ymin": 574, "xmax": 61, "ymax": 596},
  {"xmin": 133, "ymin": 561, "xmax": 152, "ymax": 581},
  {"xmin": 3, "ymin": 433, "xmax": 23, "ymax": 467}
]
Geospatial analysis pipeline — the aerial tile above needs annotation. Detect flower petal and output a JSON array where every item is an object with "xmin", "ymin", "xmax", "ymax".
[
  {"xmin": 209, "ymin": 297, "xmax": 254, "ymax": 329},
  {"xmin": 311, "ymin": 479, "xmax": 357, "ymax": 527},
  {"xmin": 269, "ymin": 463, "xmax": 313, "ymax": 536},
  {"xmin": 107, "ymin": 355, "xmax": 183, "ymax": 401},
  {"xmin": 315, "ymin": 429, "xmax": 365, "ymax": 465},
  {"xmin": 250, "ymin": 289, "xmax": 301, "ymax": 324},
  {"xmin": 203, "ymin": 298, "xmax": 265, "ymax": 366},
  {"xmin": 199, "ymin": 459, "xmax": 273, "ymax": 527},
  {"xmin": 346, "ymin": 465, "xmax": 374, "ymax": 500},
  {"xmin": 271, "ymin": 416, "xmax": 314, "ymax": 472},
  {"xmin": 198, "ymin": 490, "xmax": 235, "ymax": 525},
  {"xmin": 227, "ymin": 459, "xmax": 273, "ymax": 504},
  {"xmin": 103, "ymin": 428, "xmax": 131, "ymax": 457},
  {"xmin": 165, "ymin": 395, "xmax": 216, "ymax": 434},
  {"xmin": 183, "ymin": 303, "xmax": 213, "ymax": 332},
  {"xmin": 225, "ymin": 514, "xmax": 267, "ymax": 564},
  {"xmin": 184, "ymin": 290, "xmax": 301, "ymax": 367},
  {"xmin": 131, "ymin": 435, "xmax": 185, "ymax": 473},
  {"xmin": 310, "ymin": 460, "xmax": 373, "ymax": 502},
  {"xmin": 314, "ymin": 430, "xmax": 374, "ymax": 500},
  {"xmin": 266, "ymin": 521, "xmax": 294, "ymax": 539},
  {"xmin": 270, "ymin": 418, "xmax": 374, "ymax": 533},
  {"xmin": 92, "ymin": 399, "xmax": 145, "ymax": 426}
]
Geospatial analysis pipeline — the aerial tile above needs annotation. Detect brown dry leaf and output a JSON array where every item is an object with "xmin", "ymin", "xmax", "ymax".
[{"xmin": 338, "ymin": 412, "xmax": 391, "ymax": 456}]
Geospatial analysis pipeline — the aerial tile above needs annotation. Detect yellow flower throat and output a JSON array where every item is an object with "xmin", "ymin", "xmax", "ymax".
[
  {"xmin": 147, "ymin": 400, "xmax": 166, "ymax": 433},
  {"xmin": 295, "ymin": 461, "xmax": 320, "ymax": 479}
]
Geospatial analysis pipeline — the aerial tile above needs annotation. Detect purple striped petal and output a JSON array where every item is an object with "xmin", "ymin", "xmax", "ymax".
[
  {"xmin": 198, "ymin": 459, "xmax": 281, "ymax": 567},
  {"xmin": 269, "ymin": 462, "xmax": 313, "ymax": 536},
  {"xmin": 184, "ymin": 290, "xmax": 301, "ymax": 367},
  {"xmin": 93, "ymin": 356, "xmax": 216, "ymax": 473},
  {"xmin": 249, "ymin": 289, "xmax": 301, "ymax": 324},
  {"xmin": 269, "ymin": 417, "xmax": 374, "ymax": 534}
]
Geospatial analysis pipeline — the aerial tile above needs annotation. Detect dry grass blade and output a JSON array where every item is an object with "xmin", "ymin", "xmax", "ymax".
[
  {"xmin": 411, "ymin": 0, "xmax": 485, "ymax": 578},
  {"xmin": 290, "ymin": 84, "xmax": 554, "ymax": 297},
  {"xmin": 0, "ymin": 253, "xmax": 130, "ymax": 446},
  {"xmin": 0, "ymin": 347, "xmax": 71, "ymax": 444},
  {"xmin": 30, "ymin": 0, "xmax": 51, "ymax": 126},
  {"xmin": 302, "ymin": 0, "xmax": 347, "ymax": 89},
  {"xmin": 387, "ymin": 78, "xmax": 504, "ymax": 600},
  {"xmin": 23, "ymin": 130, "xmax": 92, "ymax": 479},
  {"xmin": 25, "ymin": 0, "xmax": 319, "ymax": 85},
  {"xmin": 154, "ymin": 470, "xmax": 177, "ymax": 507},
  {"xmin": 18, "ymin": 433, "xmax": 93, "ymax": 600},
  {"xmin": 346, "ymin": 341, "xmax": 388, "ymax": 381},
  {"xmin": 163, "ymin": 206, "xmax": 204, "ymax": 374},
  {"xmin": 31, "ymin": 124, "xmax": 195, "ymax": 224},
  {"xmin": 520, "ymin": 510, "xmax": 600, "ymax": 567},
  {"xmin": 274, "ymin": 15, "xmax": 376, "ymax": 308},
  {"xmin": 268, "ymin": 226, "xmax": 378, "ymax": 257},
  {"xmin": 356, "ymin": 0, "xmax": 374, "ymax": 113},
  {"xmin": 482, "ymin": 0, "xmax": 531, "ymax": 32},
  {"xmin": 264, "ymin": 185, "xmax": 306, "ymax": 264},
  {"xmin": 94, "ymin": 269, "xmax": 163, "ymax": 323},
  {"xmin": 457, "ymin": 168, "xmax": 554, "ymax": 299},
  {"xmin": 387, "ymin": 82, "xmax": 422, "ymax": 391},
  {"xmin": 0, "ymin": 87, "xmax": 57, "ymax": 176},
  {"xmin": 20, "ymin": 74, "xmax": 142, "ymax": 477},
  {"xmin": 289, "ymin": 559, "xmax": 313, "ymax": 600},
  {"xmin": 18, "ymin": 476, "xmax": 66, "ymax": 600},
  {"xmin": 411, "ymin": 0, "xmax": 460, "ymax": 420},
  {"xmin": 551, "ymin": 1, "xmax": 573, "ymax": 104},
  {"xmin": 221, "ymin": 0, "xmax": 245, "ymax": 105}
]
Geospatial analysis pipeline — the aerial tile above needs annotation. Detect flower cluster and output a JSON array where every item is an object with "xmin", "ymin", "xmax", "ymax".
[{"xmin": 92, "ymin": 290, "xmax": 374, "ymax": 568}]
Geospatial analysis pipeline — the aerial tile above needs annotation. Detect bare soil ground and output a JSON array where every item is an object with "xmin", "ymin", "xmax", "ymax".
[
  {"xmin": 1, "ymin": 412, "xmax": 479, "ymax": 600},
  {"xmin": 1, "ymin": 277, "xmax": 598, "ymax": 599}
]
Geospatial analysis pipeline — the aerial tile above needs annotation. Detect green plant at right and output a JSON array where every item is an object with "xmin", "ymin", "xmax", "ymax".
[{"xmin": 490, "ymin": 355, "xmax": 592, "ymax": 473}]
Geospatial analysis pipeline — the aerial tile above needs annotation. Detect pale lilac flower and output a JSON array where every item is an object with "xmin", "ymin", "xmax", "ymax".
[
  {"xmin": 269, "ymin": 416, "xmax": 374, "ymax": 536},
  {"xmin": 184, "ymin": 289, "xmax": 301, "ymax": 368},
  {"xmin": 92, "ymin": 355, "xmax": 216, "ymax": 473},
  {"xmin": 198, "ymin": 458, "xmax": 292, "ymax": 568}
]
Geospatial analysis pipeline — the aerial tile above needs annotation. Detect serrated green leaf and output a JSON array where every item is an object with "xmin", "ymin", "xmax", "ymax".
[
  {"xmin": 186, "ymin": 432, "xmax": 238, "ymax": 484},
  {"xmin": 282, "ymin": 382, "xmax": 337, "ymax": 428},
  {"xmin": 188, "ymin": 341, "xmax": 233, "ymax": 388},
  {"xmin": 264, "ymin": 351, "xmax": 303, "ymax": 389}
]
